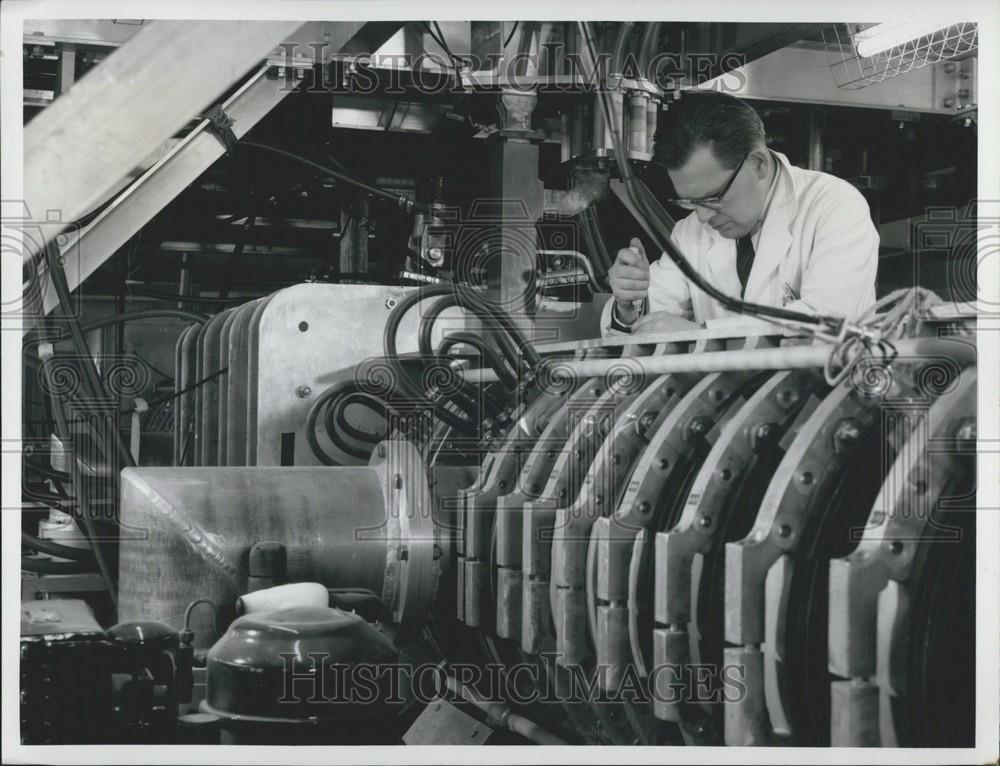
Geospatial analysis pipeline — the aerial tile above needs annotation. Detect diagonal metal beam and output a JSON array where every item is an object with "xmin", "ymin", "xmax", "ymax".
[
  {"xmin": 37, "ymin": 64, "xmax": 302, "ymax": 320},
  {"xmin": 24, "ymin": 20, "xmax": 306, "ymax": 243},
  {"xmin": 31, "ymin": 22, "xmax": 402, "ymax": 321}
]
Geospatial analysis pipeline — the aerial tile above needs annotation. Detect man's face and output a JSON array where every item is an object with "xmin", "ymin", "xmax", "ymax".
[{"xmin": 667, "ymin": 143, "xmax": 771, "ymax": 239}]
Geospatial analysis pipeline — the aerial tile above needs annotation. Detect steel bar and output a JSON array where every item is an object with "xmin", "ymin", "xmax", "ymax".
[
  {"xmin": 461, "ymin": 337, "xmax": 975, "ymax": 382},
  {"xmin": 25, "ymin": 21, "xmax": 305, "ymax": 249}
]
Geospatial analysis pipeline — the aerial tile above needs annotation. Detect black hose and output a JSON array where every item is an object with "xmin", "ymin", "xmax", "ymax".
[
  {"xmin": 218, "ymin": 213, "xmax": 257, "ymax": 299},
  {"xmin": 583, "ymin": 206, "xmax": 614, "ymax": 274},
  {"xmin": 390, "ymin": 283, "xmax": 540, "ymax": 374},
  {"xmin": 306, "ymin": 383, "xmax": 352, "ymax": 465},
  {"xmin": 44, "ymin": 241, "xmax": 135, "ymax": 470},
  {"xmin": 21, "ymin": 555, "xmax": 93, "ymax": 575},
  {"xmin": 22, "ymin": 531, "xmax": 98, "ymax": 563},
  {"xmin": 418, "ymin": 294, "xmax": 523, "ymax": 380},
  {"xmin": 612, "ymin": 22, "xmax": 635, "ymax": 77},
  {"xmin": 436, "ymin": 331, "xmax": 517, "ymax": 389},
  {"xmin": 240, "ymin": 141, "xmax": 430, "ymax": 215},
  {"xmin": 578, "ymin": 22, "xmax": 843, "ymax": 334},
  {"xmin": 37, "ymin": 339, "xmax": 119, "ymax": 606},
  {"xmin": 329, "ymin": 391, "xmax": 391, "ymax": 445},
  {"xmin": 125, "ymin": 287, "xmax": 257, "ymax": 306},
  {"xmin": 638, "ymin": 22, "xmax": 661, "ymax": 77},
  {"xmin": 23, "ymin": 459, "xmax": 71, "ymax": 483},
  {"xmin": 24, "ymin": 309, "xmax": 210, "ymax": 348}
]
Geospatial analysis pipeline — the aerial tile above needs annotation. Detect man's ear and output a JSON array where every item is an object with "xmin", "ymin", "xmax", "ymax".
[{"xmin": 748, "ymin": 148, "xmax": 771, "ymax": 180}]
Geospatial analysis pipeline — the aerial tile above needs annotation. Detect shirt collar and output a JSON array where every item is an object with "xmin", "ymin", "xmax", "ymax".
[{"xmin": 750, "ymin": 149, "xmax": 782, "ymax": 238}]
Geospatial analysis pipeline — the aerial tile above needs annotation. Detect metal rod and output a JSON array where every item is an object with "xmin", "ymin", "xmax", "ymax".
[{"xmin": 459, "ymin": 336, "xmax": 975, "ymax": 382}]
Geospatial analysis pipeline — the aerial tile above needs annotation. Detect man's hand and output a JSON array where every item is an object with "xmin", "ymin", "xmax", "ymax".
[{"xmin": 609, "ymin": 237, "xmax": 650, "ymax": 323}]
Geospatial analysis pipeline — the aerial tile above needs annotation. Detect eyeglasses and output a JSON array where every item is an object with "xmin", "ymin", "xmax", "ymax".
[{"xmin": 666, "ymin": 154, "xmax": 748, "ymax": 211}]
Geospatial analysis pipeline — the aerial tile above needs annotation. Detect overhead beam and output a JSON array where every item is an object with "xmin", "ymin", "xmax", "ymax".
[
  {"xmin": 29, "ymin": 22, "xmax": 401, "ymax": 321},
  {"xmin": 24, "ymin": 20, "xmax": 305, "ymax": 246}
]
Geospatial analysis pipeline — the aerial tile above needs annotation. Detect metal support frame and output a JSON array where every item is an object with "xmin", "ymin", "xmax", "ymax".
[
  {"xmin": 488, "ymin": 91, "xmax": 544, "ymax": 341},
  {"xmin": 702, "ymin": 42, "xmax": 978, "ymax": 115},
  {"xmin": 25, "ymin": 21, "xmax": 306, "ymax": 249},
  {"xmin": 29, "ymin": 21, "xmax": 402, "ymax": 322}
]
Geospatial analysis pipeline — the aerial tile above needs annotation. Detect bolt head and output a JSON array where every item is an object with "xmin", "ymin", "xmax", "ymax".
[{"xmin": 296, "ymin": 385, "xmax": 312, "ymax": 398}]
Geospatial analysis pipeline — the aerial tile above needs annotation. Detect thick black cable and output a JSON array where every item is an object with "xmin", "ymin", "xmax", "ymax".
[
  {"xmin": 578, "ymin": 22, "xmax": 842, "ymax": 334},
  {"xmin": 37, "ymin": 350, "xmax": 119, "ymax": 607},
  {"xmin": 611, "ymin": 22, "xmax": 635, "ymax": 76},
  {"xmin": 22, "ymin": 531, "xmax": 98, "ymax": 563},
  {"xmin": 330, "ymin": 391, "xmax": 392, "ymax": 445},
  {"xmin": 120, "ymin": 367, "xmax": 227, "ymax": 414},
  {"xmin": 44, "ymin": 240, "xmax": 135, "ymax": 469},
  {"xmin": 436, "ymin": 331, "xmax": 518, "ymax": 390},
  {"xmin": 21, "ymin": 556, "xmax": 94, "ymax": 575},
  {"xmin": 126, "ymin": 287, "xmax": 255, "ymax": 305},
  {"xmin": 241, "ymin": 141, "xmax": 428, "ymax": 215},
  {"xmin": 418, "ymin": 294, "xmax": 523, "ymax": 379},
  {"xmin": 25, "ymin": 310, "xmax": 209, "ymax": 349},
  {"xmin": 503, "ymin": 21, "xmax": 520, "ymax": 49},
  {"xmin": 384, "ymin": 284, "xmax": 537, "ymax": 433},
  {"xmin": 411, "ymin": 284, "xmax": 541, "ymax": 368}
]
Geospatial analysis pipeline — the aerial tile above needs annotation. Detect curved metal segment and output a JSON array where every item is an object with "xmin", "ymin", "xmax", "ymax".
[
  {"xmin": 552, "ymin": 373, "xmax": 683, "ymax": 666},
  {"xmin": 827, "ymin": 366, "xmax": 976, "ymax": 747},
  {"xmin": 521, "ymin": 376, "xmax": 649, "ymax": 655},
  {"xmin": 651, "ymin": 368, "xmax": 828, "ymax": 725},
  {"xmin": 493, "ymin": 378, "xmax": 607, "ymax": 640},
  {"xmin": 721, "ymin": 361, "xmax": 944, "ymax": 746},
  {"xmin": 458, "ymin": 383, "xmax": 579, "ymax": 628}
]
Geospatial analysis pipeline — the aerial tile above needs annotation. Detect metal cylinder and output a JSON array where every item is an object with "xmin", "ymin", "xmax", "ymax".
[
  {"xmin": 646, "ymin": 98, "xmax": 659, "ymax": 155},
  {"xmin": 119, "ymin": 466, "xmax": 390, "ymax": 645},
  {"xmin": 628, "ymin": 92, "xmax": 649, "ymax": 157},
  {"xmin": 459, "ymin": 337, "xmax": 976, "ymax": 382}
]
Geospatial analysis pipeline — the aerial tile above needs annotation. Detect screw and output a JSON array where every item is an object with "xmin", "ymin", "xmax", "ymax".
[
  {"xmin": 778, "ymin": 524, "xmax": 792, "ymax": 538},
  {"xmin": 699, "ymin": 515, "xmax": 712, "ymax": 528},
  {"xmin": 385, "ymin": 296, "xmax": 398, "ymax": 309},
  {"xmin": 889, "ymin": 541, "xmax": 904, "ymax": 555},
  {"xmin": 689, "ymin": 417, "xmax": 710, "ymax": 437},
  {"xmin": 754, "ymin": 422, "xmax": 778, "ymax": 445},
  {"xmin": 778, "ymin": 388, "xmax": 798, "ymax": 406},
  {"xmin": 295, "ymin": 385, "xmax": 312, "ymax": 398}
]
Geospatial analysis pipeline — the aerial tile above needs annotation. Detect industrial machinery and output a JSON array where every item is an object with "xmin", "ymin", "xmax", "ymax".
[{"xmin": 16, "ymin": 17, "xmax": 982, "ymax": 750}]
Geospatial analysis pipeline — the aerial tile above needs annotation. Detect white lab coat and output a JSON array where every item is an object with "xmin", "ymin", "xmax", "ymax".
[{"xmin": 601, "ymin": 150, "xmax": 878, "ymax": 333}]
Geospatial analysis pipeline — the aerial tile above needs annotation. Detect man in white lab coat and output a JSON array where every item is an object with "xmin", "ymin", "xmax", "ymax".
[{"xmin": 604, "ymin": 91, "xmax": 878, "ymax": 335}]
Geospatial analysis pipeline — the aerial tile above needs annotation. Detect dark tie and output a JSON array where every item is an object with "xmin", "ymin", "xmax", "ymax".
[{"xmin": 736, "ymin": 235, "xmax": 756, "ymax": 297}]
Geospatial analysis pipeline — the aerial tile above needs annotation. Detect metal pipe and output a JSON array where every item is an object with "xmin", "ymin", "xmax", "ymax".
[
  {"xmin": 445, "ymin": 676, "xmax": 568, "ymax": 745},
  {"xmin": 459, "ymin": 337, "xmax": 975, "ymax": 382}
]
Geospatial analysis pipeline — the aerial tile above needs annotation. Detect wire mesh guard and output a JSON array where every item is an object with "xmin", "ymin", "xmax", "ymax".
[{"xmin": 824, "ymin": 22, "xmax": 978, "ymax": 90}]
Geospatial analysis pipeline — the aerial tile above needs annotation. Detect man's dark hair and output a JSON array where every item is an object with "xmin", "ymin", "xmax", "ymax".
[{"xmin": 653, "ymin": 91, "xmax": 766, "ymax": 171}]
